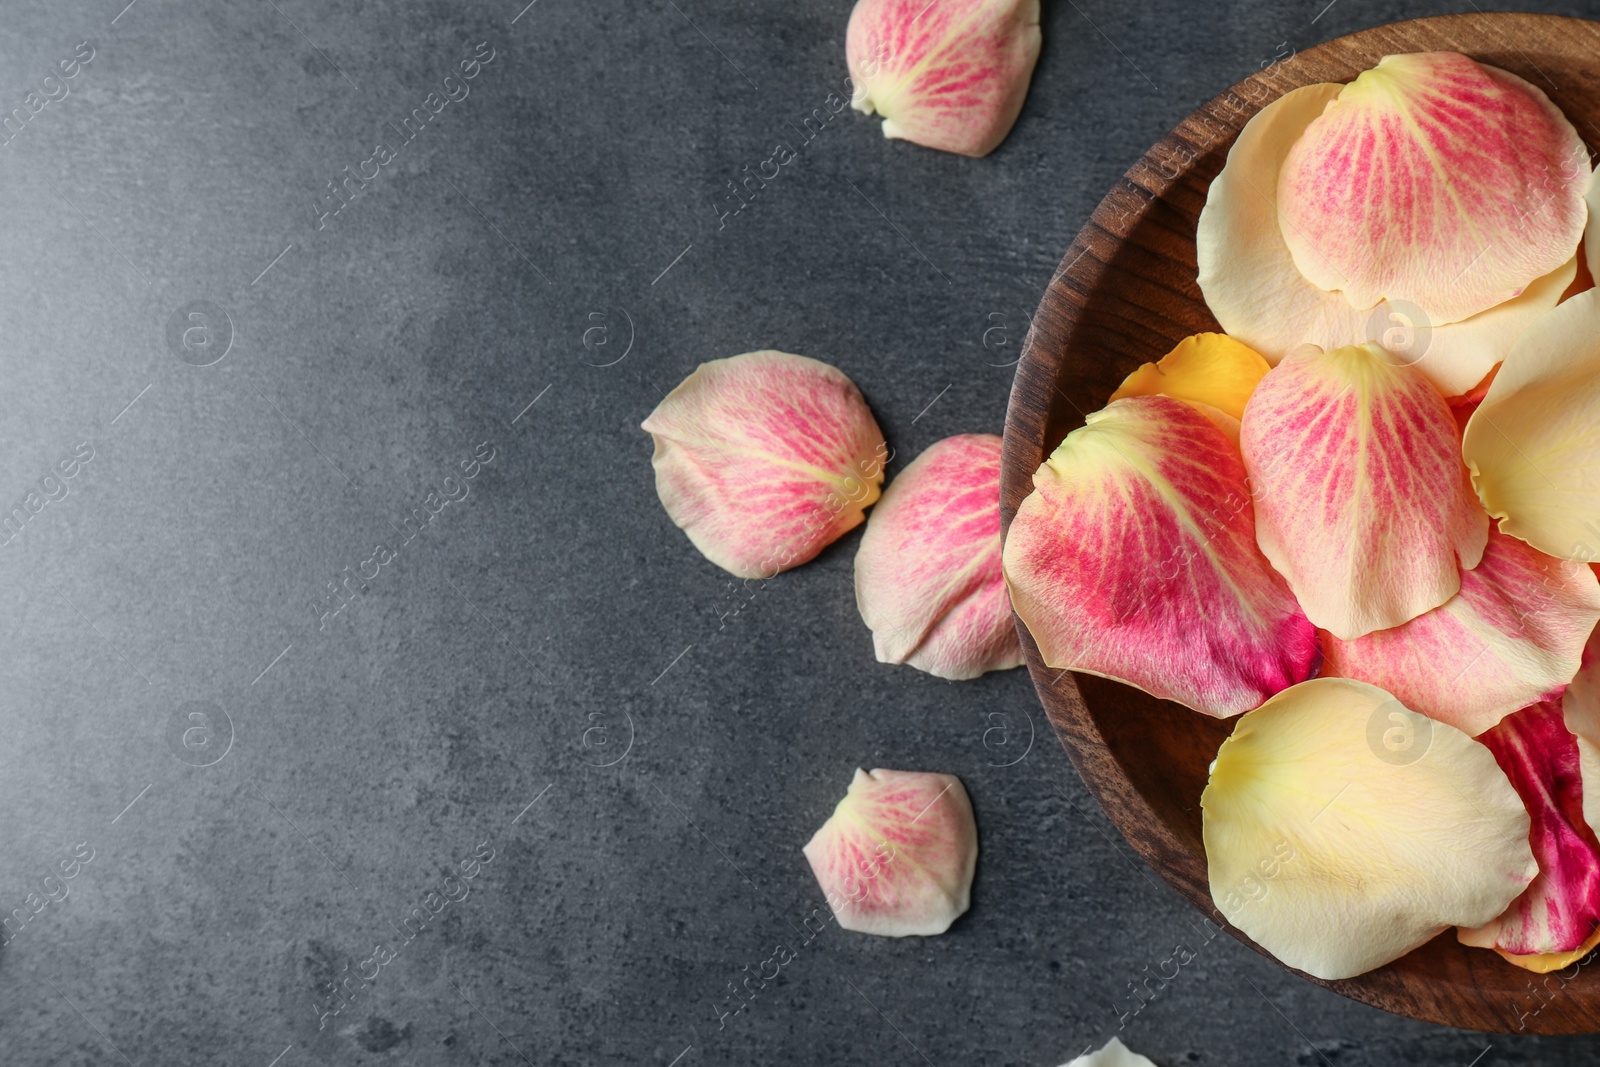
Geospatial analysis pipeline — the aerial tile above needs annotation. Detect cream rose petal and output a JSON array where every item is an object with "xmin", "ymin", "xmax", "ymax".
[
  {"xmin": 1241, "ymin": 342, "xmax": 1488, "ymax": 639},
  {"xmin": 1585, "ymin": 164, "xmax": 1600, "ymax": 284},
  {"xmin": 642, "ymin": 351, "xmax": 887, "ymax": 579},
  {"xmin": 1003, "ymin": 396, "xmax": 1317, "ymax": 718},
  {"xmin": 1278, "ymin": 52, "xmax": 1589, "ymax": 325},
  {"xmin": 1058, "ymin": 1037, "xmax": 1159, "ymax": 1067},
  {"xmin": 1463, "ymin": 289, "xmax": 1600, "ymax": 563},
  {"xmin": 1448, "ymin": 363, "xmax": 1499, "ymax": 435},
  {"xmin": 1203, "ymin": 678, "xmax": 1536, "ymax": 980},
  {"xmin": 1458, "ymin": 700, "xmax": 1600, "ymax": 957},
  {"xmin": 854, "ymin": 433, "xmax": 1023, "ymax": 680},
  {"xmin": 1562, "ymin": 625, "xmax": 1600, "ymax": 839},
  {"xmin": 846, "ymin": 0, "xmax": 1041, "ymax": 158},
  {"xmin": 802, "ymin": 768, "xmax": 977, "ymax": 937},
  {"xmin": 1321, "ymin": 527, "xmax": 1600, "ymax": 735},
  {"xmin": 1197, "ymin": 82, "xmax": 1576, "ymax": 398}
]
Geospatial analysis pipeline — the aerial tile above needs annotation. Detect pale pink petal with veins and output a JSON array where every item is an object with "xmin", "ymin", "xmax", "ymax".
[
  {"xmin": 642, "ymin": 351, "xmax": 887, "ymax": 579},
  {"xmin": 1241, "ymin": 342, "xmax": 1488, "ymax": 640},
  {"xmin": 855, "ymin": 434, "xmax": 1022, "ymax": 680},
  {"xmin": 1322, "ymin": 528, "xmax": 1600, "ymax": 736},
  {"xmin": 1197, "ymin": 82, "xmax": 1575, "ymax": 398},
  {"xmin": 1279, "ymin": 52, "xmax": 1589, "ymax": 325},
  {"xmin": 803, "ymin": 768, "xmax": 977, "ymax": 937},
  {"xmin": 846, "ymin": 0, "xmax": 1040, "ymax": 157}
]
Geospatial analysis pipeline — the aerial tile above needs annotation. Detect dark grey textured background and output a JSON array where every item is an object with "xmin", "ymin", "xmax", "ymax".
[{"xmin": 2, "ymin": 1, "xmax": 1600, "ymax": 1065}]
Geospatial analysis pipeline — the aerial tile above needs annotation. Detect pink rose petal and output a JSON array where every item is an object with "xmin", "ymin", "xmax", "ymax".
[
  {"xmin": 855, "ymin": 433, "xmax": 1023, "ymax": 680},
  {"xmin": 1002, "ymin": 395, "xmax": 1317, "ymax": 717},
  {"xmin": 802, "ymin": 768, "xmax": 977, "ymax": 937},
  {"xmin": 846, "ymin": 0, "xmax": 1041, "ymax": 158},
  {"xmin": 1279, "ymin": 52, "xmax": 1589, "ymax": 325},
  {"xmin": 1197, "ymin": 82, "xmax": 1575, "ymax": 399},
  {"xmin": 642, "ymin": 351, "xmax": 887, "ymax": 578},
  {"xmin": 1241, "ymin": 342, "xmax": 1488, "ymax": 639},
  {"xmin": 1321, "ymin": 527, "xmax": 1600, "ymax": 736},
  {"xmin": 1459, "ymin": 700, "xmax": 1600, "ymax": 956}
]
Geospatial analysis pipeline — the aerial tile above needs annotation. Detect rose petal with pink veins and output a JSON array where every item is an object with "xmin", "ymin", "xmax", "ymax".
[
  {"xmin": 854, "ymin": 434, "xmax": 1022, "ymax": 680},
  {"xmin": 1241, "ymin": 341, "xmax": 1488, "ymax": 640},
  {"xmin": 1448, "ymin": 364, "xmax": 1499, "ymax": 437},
  {"xmin": 1002, "ymin": 395, "xmax": 1317, "ymax": 718},
  {"xmin": 802, "ymin": 768, "xmax": 977, "ymax": 937},
  {"xmin": 1322, "ymin": 528, "xmax": 1600, "ymax": 736},
  {"xmin": 1459, "ymin": 700, "xmax": 1600, "ymax": 957},
  {"xmin": 1278, "ymin": 52, "xmax": 1589, "ymax": 325},
  {"xmin": 846, "ymin": 0, "xmax": 1041, "ymax": 158},
  {"xmin": 642, "ymin": 351, "xmax": 887, "ymax": 579},
  {"xmin": 1198, "ymin": 82, "xmax": 1576, "ymax": 398}
]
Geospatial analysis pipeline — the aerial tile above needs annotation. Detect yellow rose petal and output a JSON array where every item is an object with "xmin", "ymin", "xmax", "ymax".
[
  {"xmin": 1493, "ymin": 924, "xmax": 1600, "ymax": 974},
  {"xmin": 1203, "ymin": 678, "xmax": 1536, "ymax": 980},
  {"xmin": 1109, "ymin": 332, "xmax": 1271, "ymax": 423}
]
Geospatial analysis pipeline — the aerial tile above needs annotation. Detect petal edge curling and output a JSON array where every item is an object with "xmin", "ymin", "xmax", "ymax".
[
  {"xmin": 1197, "ymin": 82, "xmax": 1576, "ymax": 397},
  {"xmin": 1459, "ymin": 701, "xmax": 1600, "ymax": 957},
  {"xmin": 1561, "ymin": 625, "xmax": 1600, "ymax": 841},
  {"xmin": 1464, "ymin": 289, "xmax": 1600, "ymax": 563},
  {"xmin": 846, "ymin": 0, "xmax": 1041, "ymax": 157}
]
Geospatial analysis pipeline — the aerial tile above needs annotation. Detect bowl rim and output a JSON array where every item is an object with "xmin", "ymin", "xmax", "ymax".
[{"xmin": 999, "ymin": 9, "xmax": 1600, "ymax": 1034}]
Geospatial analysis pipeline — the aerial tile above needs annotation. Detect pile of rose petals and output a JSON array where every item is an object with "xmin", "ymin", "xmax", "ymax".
[
  {"xmin": 1006, "ymin": 50, "xmax": 1600, "ymax": 979},
  {"xmin": 638, "ymin": 0, "xmax": 1043, "ymax": 942},
  {"xmin": 644, "ymin": 350, "xmax": 1023, "ymax": 683},
  {"xmin": 643, "ymin": 355, "xmax": 1000, "ymax": 935}
]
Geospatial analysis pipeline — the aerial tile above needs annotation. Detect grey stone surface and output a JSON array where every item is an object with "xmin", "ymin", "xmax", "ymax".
[{"xmin": 1, "ymin": 0, "xmax": 1599, "ymax": 1064}]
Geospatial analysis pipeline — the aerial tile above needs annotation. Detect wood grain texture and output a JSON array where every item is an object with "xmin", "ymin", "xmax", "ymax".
[{"xmin": 999, "ymin": 12, "xmax": 1600, "ymax": 1034}]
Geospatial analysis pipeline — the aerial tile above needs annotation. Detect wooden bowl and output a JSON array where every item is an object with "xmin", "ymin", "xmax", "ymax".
[{"xmin": 999, "ymin": 12, "xmax": 1600, "ymax": 1034}]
